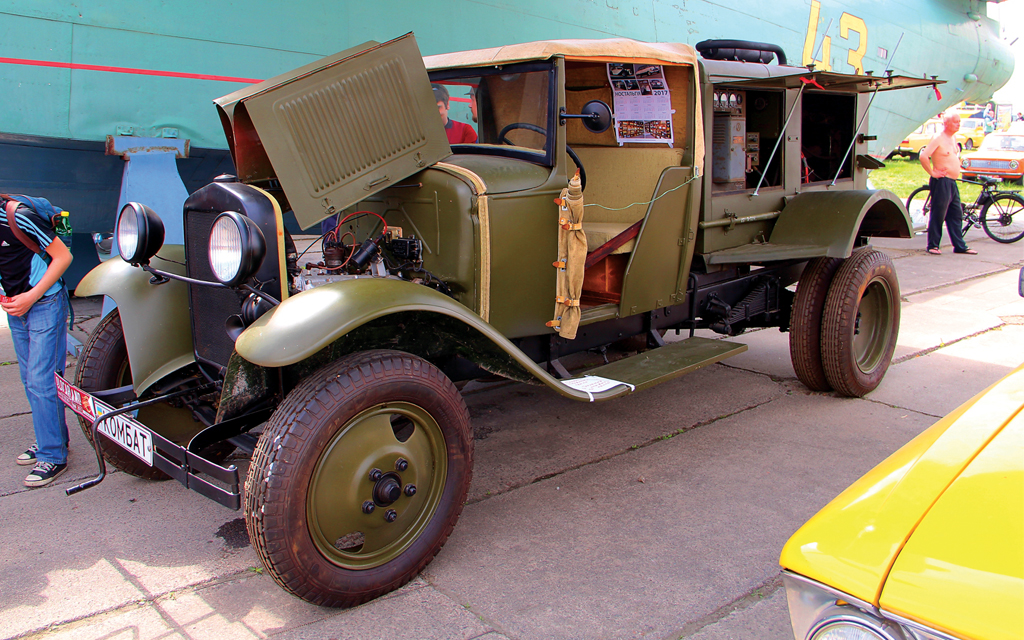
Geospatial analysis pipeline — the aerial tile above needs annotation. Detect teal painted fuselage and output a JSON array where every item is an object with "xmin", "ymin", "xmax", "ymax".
[{"xmin": 0, "ymin": 0, "xmax": 1013, "ymax": 235}]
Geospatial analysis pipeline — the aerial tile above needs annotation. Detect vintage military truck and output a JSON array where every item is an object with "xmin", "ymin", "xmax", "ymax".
[{"xmin": 59, "ymin": 34, "xmax": 936, "ymax": 606}]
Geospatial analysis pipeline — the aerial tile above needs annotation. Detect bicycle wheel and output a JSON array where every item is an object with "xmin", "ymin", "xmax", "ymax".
[
  {"xmin": 981, "ymin": 193, "xmax": 1024, "ymax": 243},
  {"xmin": 905, "ymin": 186, "xmax": 931, "ymax": 227}
]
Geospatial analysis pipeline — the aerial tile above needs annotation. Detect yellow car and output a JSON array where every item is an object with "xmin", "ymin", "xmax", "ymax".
[
  {"xmin": 961, "ymin": 131, "xmax": 1024, "ymax": 184},
  {"xmin": 894, "ymin": 119, "xmax": 970, "ymax": 157},
  {"xmin": 780, "ymin": 364, "xmax": 1024, "ymax": 640}
]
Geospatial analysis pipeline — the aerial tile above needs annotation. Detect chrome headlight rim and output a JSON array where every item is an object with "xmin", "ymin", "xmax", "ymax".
[
  {"xmin": 961, "ymin": 158, "xmax": 970, "ymax": 168},
  {"xmin": 807, "ymin": 613, "xmax": 901, "ymax": 640},
  {"xmin": 208, "ymin": 211, "xmax": 266, "ymax": 287},
  {"xmin": 116, "ymin": 202, "xmax": 165, "ymax": 265},
  {"xmin": 1009, "ymin": 160, "xmax": 1019, "ymax": 170}
]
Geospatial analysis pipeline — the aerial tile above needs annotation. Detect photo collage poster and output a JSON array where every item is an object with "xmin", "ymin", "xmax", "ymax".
[{"xmin": 606, "ymin": 63, "xmax": 674, "ymax": 145}]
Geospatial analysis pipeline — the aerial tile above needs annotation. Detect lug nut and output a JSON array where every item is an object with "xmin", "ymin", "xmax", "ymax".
[
  {"xmin": 369, "ymin": 468, "xmax": 383, "ymax": 481},
  {"xmin": 362, "ymin": 501, "xmax": 375, "ymax": 514},
  {"xmin": 404, "ymin": 484, "xmax": 417, "ymax": 497},
  {"xmin": 384, "ymin": 509, "xmax": 398, "ymax": 522},
  {"xmin": 395, "ymin": 458, "xmax": 409, "ymax": 472}
]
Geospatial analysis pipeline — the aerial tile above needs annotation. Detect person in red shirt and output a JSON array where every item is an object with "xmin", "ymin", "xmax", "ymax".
[{"xmin": 432, "ymin": 84, "xmax": 477, "ymax": 144}]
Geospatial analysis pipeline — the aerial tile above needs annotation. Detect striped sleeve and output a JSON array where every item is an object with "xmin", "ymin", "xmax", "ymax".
[{"xmin": 14, "ymin": 207, "xmax": 57, "ymax": 248}]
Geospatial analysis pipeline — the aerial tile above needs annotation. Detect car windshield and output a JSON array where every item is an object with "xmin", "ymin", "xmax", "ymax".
[
  {"xmin": 980, "ymin": 135, "xmax": 1024, "ymax": 152},
  {"xmin": 429, "ymin": 62, "xmax": 554, "ymax": 165}
]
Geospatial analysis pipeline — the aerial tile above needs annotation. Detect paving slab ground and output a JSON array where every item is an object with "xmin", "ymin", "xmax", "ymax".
[{"xmin": 1, "ymin": 233, "xmax": 1021, "ymax": 640}]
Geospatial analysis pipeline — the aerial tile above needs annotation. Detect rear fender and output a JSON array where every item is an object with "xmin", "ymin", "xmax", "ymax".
[
  {"xmin": 769, "ymin": 189, "xmax": 911, "ymax": 257},
  {"xmin": 235, "ymin": 278, "xmax": 613, "ymax": 401},
  {"xmin": 75, "ymin": 247, "xmax": 195, "ymax": 394}
]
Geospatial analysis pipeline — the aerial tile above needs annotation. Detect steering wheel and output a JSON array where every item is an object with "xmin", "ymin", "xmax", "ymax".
[{"xmin": 498, "ymin": 122, "xmax": 587, "ymax": 191}]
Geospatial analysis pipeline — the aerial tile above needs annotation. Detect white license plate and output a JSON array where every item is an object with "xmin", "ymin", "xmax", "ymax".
[{"xmin": 55, "ymin": 373, "xmax": 154, "ymax": 466}]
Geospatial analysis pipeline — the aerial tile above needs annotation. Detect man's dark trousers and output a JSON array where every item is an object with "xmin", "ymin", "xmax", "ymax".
[{"xmin": 927, "ymin": 176, "xmax": 969, "ymax": 252}]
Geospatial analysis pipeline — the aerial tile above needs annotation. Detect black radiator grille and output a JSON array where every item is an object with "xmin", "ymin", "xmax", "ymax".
[{"xmin": 185, "ymin": 210, "xmax": 247, "ymax": 369}]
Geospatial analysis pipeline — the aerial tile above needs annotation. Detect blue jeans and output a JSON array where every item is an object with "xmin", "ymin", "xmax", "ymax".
[{"xmin": 9, "ymin": 289, "xmax": 69, "ymax": 464}]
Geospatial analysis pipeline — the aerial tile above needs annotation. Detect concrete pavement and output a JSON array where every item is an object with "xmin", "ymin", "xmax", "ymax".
[{"xmin": 1, "ymin": 231, "xmax": 1021, "ymax": 640}]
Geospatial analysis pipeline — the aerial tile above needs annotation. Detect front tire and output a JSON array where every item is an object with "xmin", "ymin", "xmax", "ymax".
[
  {"xmin": 74, "ymin": 310, "xmax": 170, "ymax": 480},
  {"xmin": 905, "ymin": 185, "xmax": 931, "ymax": 225},
  {"xmin": 981, "ymin": 193, "xmax": 1024, "ymax": 243},
  {"xmin": 245, "ymin": 350, "xmax": 473, "ymax": 607},
  {"xmin": 821, "ymin": 249, "xmax": 900, "ymax": 397}
]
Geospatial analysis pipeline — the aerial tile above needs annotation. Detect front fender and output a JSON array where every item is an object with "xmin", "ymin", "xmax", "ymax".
[
  {"xmin": 235, "ymin": 278, "xmax": 612, "ymax": 401},
  {"xmin": 76, "ymin": 248, "xmax": 195, "ymax": 394},
  {"xmin": 769, "ymin": 189, "xmax": 912, "ymax": 257}
]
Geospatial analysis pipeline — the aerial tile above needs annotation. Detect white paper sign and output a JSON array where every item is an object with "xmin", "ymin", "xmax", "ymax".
[
  {"xmin": 562, "ymin": 375, "xmax": 636, "ymax": 401},
  {"xmin": 607, "ymin": 63, "xmax": 674, "ymax": 145}
]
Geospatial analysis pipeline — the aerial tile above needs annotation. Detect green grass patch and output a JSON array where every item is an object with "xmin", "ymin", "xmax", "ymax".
[{"xmin": 871, "ymin": 155, "xmax": 982, "ymax": 204}]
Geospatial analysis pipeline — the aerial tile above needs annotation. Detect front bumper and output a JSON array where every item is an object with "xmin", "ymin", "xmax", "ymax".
[{"xmin": 56, "ymin": 373, "xmax": 242, "ymax": 509}]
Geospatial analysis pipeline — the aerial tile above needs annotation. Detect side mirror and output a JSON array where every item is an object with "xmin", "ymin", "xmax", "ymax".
[
  {"xmin": 560, "ymin": 100, "xmax": 613, "ymax": 134},
  {"xmin": 581, "ymin": 100, "xmax": 613, "ymax": 133}
]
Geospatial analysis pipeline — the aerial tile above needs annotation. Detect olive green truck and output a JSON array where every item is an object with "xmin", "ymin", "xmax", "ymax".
[{"xmin": 58, "ymin": 34, "xmax": 935, "ymax": 605}]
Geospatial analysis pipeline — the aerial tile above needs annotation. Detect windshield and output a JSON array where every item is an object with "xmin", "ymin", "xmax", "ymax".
[
  {"xmin": 980, "ymin": 134, "xmax": 1024, "ymax": 152},
  {"xmin": 429, "ymin": 62, "xmax": 555, "ymax": 165}
]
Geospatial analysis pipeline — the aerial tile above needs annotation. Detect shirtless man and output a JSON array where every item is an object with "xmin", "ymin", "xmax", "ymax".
[{"xmin": 919, "ymin": 112, "xmax": 976, "ymax": 254}]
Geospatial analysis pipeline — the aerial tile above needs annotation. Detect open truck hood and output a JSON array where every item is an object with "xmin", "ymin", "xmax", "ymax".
[{"xmin": 215, "ymin": 33, "xmax": 451, "ymax": 230}]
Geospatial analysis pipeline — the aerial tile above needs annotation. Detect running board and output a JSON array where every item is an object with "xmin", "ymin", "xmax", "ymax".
[{"xmin": 557, "ymin": 336, "xmax": 747, "ymax": 401}]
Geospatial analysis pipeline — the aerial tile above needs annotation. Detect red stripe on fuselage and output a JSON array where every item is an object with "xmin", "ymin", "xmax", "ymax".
[{"xmin": 0, "ymin": 57, "xmax": 261, "ymax": 84}]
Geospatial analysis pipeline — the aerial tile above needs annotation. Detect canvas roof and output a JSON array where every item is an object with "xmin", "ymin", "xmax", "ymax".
[{"xmin": 425, "ymin": 38, "xmax": 700, "ymax": 70}]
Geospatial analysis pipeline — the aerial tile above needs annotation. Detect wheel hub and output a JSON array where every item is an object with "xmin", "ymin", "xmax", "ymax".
[{"xmin": 373, "ymin": 473, "xmax": 403, "ymax": 506}]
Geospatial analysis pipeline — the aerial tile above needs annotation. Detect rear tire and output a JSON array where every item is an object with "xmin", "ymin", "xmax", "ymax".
[
  {"xmin": 245, "ymin": 350, "xmax": 473, "ymax": 607},
  {"xmin": 821, "ymin": 250, "xmax": 900, "ymax": 397},
  {"xmin": 789, "ymin": 257, "xmax": 843, "ymax": 391},
  {"xmin": 981, "ymin": 193, "xmax": 1024, "ymax": 243}
]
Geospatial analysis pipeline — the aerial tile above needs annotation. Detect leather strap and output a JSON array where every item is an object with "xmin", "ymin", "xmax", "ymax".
[{"xmin": 3, "ymin": 199, "xmax": 41, "ymax": 254}]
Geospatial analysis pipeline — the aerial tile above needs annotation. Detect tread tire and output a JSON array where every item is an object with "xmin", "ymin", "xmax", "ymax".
[
  {"xmin": 73, "ymin": 309, "xmax": 170, "ymax": 480},
  {"xmin": 821, "ymin": 249, "xmax": 900, "ymax": 397},
  {"xmin": 789, "ymin": 257, "xmax": 843, "ymax": 391},
  {"xmin": 244, "ymin": 350, "xmax": 473, "ymax": 608}
]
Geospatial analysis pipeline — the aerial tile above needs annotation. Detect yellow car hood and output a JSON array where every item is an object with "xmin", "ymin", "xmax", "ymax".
[
  {"xmin": 780, "ymin": 363, "xmax": 1024, "ymax": 606},
  {"xmin": 880, "ymin": 411, "xmax": 1023, "ymax": 639}
]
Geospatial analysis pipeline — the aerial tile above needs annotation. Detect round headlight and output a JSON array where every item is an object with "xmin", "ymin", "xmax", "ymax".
[
  {"xmin": 962, "ymin": 158, "xmax": 970, "ymax": 168},
  {"xmin": 116, "ymin": 202, "xmax": 164, "ymax": 265},
  {"xmin": 809, "ymin": 620, "xmax": 886, "ymax": 640},
  {"xmin": 1010, "ymin": 160, "xmax": 1019, "ymax": 170},
  {"xmin": 209, "ymin": 211, "xmax": 266, "ymax": 286}
]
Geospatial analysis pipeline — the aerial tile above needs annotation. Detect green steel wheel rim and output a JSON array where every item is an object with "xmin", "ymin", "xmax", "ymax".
[
  {"xmin": 853, "ymin": 277, "xmax": 894, "ymax": 374},
  {"xmin": 306, "ymin": 402, "xmax": 448, "ymax": 570}
]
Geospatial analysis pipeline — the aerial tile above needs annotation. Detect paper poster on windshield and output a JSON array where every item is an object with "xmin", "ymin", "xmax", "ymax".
[{"xmin": 607, "ymin": 63, "xmax": 674, "ymax": 145}]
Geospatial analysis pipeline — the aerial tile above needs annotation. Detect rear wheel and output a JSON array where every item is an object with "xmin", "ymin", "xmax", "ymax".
[
  {"xmin": 821, "ymin": 250, "xmax": 900, "ymax": 397},
  {"xmin": 981, "ymin": 193, "xmax": 1024, "ymax": 243},
  {"xmin": 245, "ymin": 350, "xmax": 473, "ymax": 607},
  {"xmin": 789, "ymin": 257, "xmax": 843, "ymax": 391}
]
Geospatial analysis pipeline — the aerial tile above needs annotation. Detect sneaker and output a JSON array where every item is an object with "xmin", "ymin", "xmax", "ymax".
[
  {"xmin": 16, "ymin": 444, "xmax": 38, "ymax": 466},
  {"xmin": 23, "ymin": 461, "xmax": 67, "ymax": 488}
]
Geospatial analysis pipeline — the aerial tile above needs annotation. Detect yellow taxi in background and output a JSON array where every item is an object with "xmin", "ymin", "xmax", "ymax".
[
  {"xmin": 961, "ymin": 130, "xmax": 1024, "ymax": 184},
  {"xmin": 780, "ymin": 363, "xmax": 1024, "ymax": 640},
  {"xmin": 894, "ymin": 119, "xmax": 971, "ymax": 157}
]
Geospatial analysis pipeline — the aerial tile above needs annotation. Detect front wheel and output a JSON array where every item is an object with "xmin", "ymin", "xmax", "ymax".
[
  {"xmin": 905, "ymin": 185, "xmax": 931, "ymax": 227},
  {"xmin": 981, "ymin": 193, "xmax": 1024, "ymax": 243},
  {"xmin": 821, "ymin": 249, "xmax": 900, "ymax": 397},
  {"xmin": 74, "ymin": 310, "xmax": 169, "ymax": 480},
  {"xmin": 244, "ymin": 350, "xmax": 473, "ymax": 607}
]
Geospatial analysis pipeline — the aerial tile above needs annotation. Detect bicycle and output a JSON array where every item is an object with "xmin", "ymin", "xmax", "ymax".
[{"xmin": 905, "ymin": 176, "xmax": 1024, "ymax": 244}]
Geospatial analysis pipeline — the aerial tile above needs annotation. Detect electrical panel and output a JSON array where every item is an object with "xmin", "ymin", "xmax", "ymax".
[{"xmin": 711, "ymin": 89, "xmax": 760, "ymax": 189}]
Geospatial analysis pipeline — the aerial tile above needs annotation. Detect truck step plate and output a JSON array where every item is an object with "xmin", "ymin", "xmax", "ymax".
[{"xmin": 573, "ymin": 336, "xmax": 746, "ymax": 395}]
